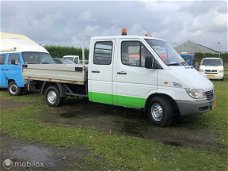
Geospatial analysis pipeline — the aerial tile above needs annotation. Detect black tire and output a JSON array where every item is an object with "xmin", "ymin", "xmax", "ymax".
[
  {"xmin": 45, "ymin": 86, "xmax": 61, "ymax": 107},
  {"xmin": 147, "ymin": 96, "xmax": 173, "ymax": 126},
  {"xmin": 8, "ymin": 81, "xmax": 21, "ymax": 96}
]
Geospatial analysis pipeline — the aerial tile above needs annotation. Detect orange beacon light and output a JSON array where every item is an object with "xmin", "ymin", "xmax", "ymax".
[{"xmin": 122, "ymin": 28, "xmax": 127, "ymax": 35}]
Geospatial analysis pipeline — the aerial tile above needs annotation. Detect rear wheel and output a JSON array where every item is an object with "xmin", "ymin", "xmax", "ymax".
[
  {"xmin": 8, "ymin": 81, "xmax": 21, "ymax": 96},
  {"xmin": 45, "ymin": 86, "xmax": 61, "ymax": 107},
  {"xmin": 147, "ymin": 97, "xmax": 173, "ymax": 126}
]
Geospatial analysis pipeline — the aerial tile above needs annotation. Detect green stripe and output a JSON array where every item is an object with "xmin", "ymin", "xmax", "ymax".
[
  {"xmin": 88, "ymin": 92, "xmax": 146, "ymax": 108},
  {"xmin": 89, "ymin": 92, "xmax": 113, "ymax": 105}
]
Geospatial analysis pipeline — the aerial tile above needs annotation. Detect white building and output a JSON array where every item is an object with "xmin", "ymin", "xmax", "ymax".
[{"xmin": 175, "ymin": 41, "xmax": 218, "ymax": 54}]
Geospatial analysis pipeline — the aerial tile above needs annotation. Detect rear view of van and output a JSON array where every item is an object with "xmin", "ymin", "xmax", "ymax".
[{"xmin": 199, "ymin": 57, "xmax": 224, "ymax": 80}]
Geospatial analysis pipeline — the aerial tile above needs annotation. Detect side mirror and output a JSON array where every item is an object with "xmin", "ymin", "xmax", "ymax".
[{"xmin": 145, "ymin": 56, "xmax": 153, "ymax": 69}]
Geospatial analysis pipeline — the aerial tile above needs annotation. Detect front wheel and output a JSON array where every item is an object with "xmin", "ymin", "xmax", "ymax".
[
  {"xmin": 45, "ymin": 86, "xmax": 61, "ymax": 107},
  {"xmin": 8, "ymin": 81, "xmax": 21, "ymax": 96},
  {"xmin": 147, "ymin": 97, "xmax": 173, "ymax": 126}
]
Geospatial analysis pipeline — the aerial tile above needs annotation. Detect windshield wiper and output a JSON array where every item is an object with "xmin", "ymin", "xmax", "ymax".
[
  {"xmin": 167, "ymin": 62, "xmax": 180, "ymax": 66},
  {"xmin": 180, "ymin": 62, "xmax": 188, "ymax": 66}
]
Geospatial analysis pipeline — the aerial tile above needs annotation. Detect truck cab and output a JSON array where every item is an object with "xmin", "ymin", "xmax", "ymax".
[
  {"xmin": 0, "ymin": 39, "xmax": 54, "ymax": 95},
  {"xmin": 87, "ymin": 36, "xmax": 215, "ymax": 126},
  {"xmin": 0, "ymin": 52, "xmax": 25, "ymax": 95}
]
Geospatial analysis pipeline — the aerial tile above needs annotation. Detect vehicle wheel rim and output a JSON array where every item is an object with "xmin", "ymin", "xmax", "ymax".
[
  {"xmin": 9, "ymin": 84, "xmax": 18, "ymax": 95},
  {"xmin": 47, "ymin": 90, "xmax": 57, "ymax": 105},
  {"xmin": 151, "ymin": 103, "xmax": 163, "ymax": 122}
]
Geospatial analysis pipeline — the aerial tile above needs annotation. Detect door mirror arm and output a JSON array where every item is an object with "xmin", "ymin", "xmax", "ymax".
[
  {"xmin": 145, "ymin": 56, "xmax": 153, "ymax": 69},
  {"xmin": 145, "ymin": 56, "xmax": 162, "ymax": 69},
  {"xmin": 153, "ymin": 62, "xmax": 162, "ymax": 69}
]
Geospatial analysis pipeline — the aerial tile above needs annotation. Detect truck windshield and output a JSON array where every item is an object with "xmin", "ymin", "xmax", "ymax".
[
  {"xmin": 22, "ymin": 52, "xmax": 54, "ymax": 64},
  {"xmin": 146, "ymin": 39, "xmax": 185, "ymax": 66},
  {"xmin": 201, "ymin": 58, "xmax": 223, "ymax": 66}
]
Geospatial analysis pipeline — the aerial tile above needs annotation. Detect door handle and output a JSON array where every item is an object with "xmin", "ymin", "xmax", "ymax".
[
  {"xmin": 117, "ymin": 71, "xmax": 127, "ymax": 75},
  {"xmin": 92, "ymin": 70, "xmax": 100, "ymax": 73}
]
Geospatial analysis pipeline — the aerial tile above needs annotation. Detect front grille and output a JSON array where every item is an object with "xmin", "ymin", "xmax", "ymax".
[
  {"xmin": 205, "ymin": 70, "xmax": 217, "ymax": 72},
  {"xmin": 205, "ymin": 90, "xmax": 215, "ymax": 101},
  {"xmin": 205, "ymin": 70, "xmax": 217, "ymax": 73}
]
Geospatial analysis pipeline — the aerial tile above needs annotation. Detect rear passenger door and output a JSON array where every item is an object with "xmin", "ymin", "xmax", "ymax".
[
  {"xmin": 88, "ymin": 40, "xmax": 115, "ymax": 105},
  {"xmin": 0, "ymin": 54, "xmax": 7, "ymax": 88}
]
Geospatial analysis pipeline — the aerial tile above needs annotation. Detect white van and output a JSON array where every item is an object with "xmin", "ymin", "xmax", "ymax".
[
  {"xmin": 63, "ymin": 55, "xmax": 80, "ymax": 64},
  {"xmin": 199, "ymin": 57, "xmax": 224, "ymax": 80}
]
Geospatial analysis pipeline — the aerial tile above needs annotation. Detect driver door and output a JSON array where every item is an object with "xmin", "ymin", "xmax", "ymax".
[
  {"xmin": 5, "ymin": 53, "xmax": 24, "ymax": 87},
  {"xmin": 114, "ymin": 40, "xmax": 157, "ymax": 108}
]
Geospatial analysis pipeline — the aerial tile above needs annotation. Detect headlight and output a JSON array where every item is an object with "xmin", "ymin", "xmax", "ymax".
[
  {"xmin": 199, "ymin": 69, "xmax": 204, "ymax": 72},
  {"xmin": 185, "ymin": 89, "xmax": 206, "ymax": 99},
  {"xmin": 218, "ymin": 70, "xmax": 224, "ymax": 73}
]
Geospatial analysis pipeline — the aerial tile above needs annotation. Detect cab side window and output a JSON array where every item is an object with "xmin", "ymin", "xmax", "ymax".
[
  {"xmin": 94, "ymin": 41, "xmax": 113, "ymax": 65},
  {"xmin": 0, "ymin": 54, "xmax": 5, "ymax": 65},
  {"xmin": 8, "ymin": 54, "xmax": 20, "ymax": 65},
  {"xmin": 121, "ymin": 41, "xmax": 153, "ymax": 67}
]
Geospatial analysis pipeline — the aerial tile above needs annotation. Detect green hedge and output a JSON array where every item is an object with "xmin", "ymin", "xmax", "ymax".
[
  {"xmin": 44, "ymin": 46, "xmax": 228, "ymax": 63},
  {"xmin": 44, "ymin": 46, "xmax": 89, "ymax": 60}
]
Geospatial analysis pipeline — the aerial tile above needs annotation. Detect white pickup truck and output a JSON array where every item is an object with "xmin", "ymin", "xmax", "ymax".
[{"xmin": 22, "ymin": 34, "xmax": 215, "ymax": 126}]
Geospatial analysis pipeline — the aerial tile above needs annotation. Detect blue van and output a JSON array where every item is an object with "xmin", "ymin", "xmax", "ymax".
[{"xmin": 0, "ymin": 40, "xmax": 54, "ymax": 95}]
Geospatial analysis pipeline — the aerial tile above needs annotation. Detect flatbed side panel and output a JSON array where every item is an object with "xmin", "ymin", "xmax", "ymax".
[{"xmin": 22, "ymin": 64, "xmax": 88, "ymax": 85}]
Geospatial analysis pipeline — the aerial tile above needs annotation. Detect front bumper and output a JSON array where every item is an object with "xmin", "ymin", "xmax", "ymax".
[
  {"xmin": 176, "ymin": 97, "xmax": 216, "ymax": 116},
  {"xmin": 200, "ymin": 72, "xmax": 224, "ymax": 80}
]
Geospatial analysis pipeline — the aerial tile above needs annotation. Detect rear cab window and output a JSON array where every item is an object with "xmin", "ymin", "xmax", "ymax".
[{"xmin": 93, "ymin": 41, "xmax": 113, "ymax": 65}]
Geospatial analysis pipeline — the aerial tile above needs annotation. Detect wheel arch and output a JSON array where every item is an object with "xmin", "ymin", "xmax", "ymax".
[
  {"xmin": 41, "ymin": 82, "xmax": 66, "ymax": 98},
  {"xmin": 145, "ymin": 93, "xmax": 180, "ymax": 115},
  {"xmin": 8, "ymin": 78, "xmax": 25, "ymax": 88},
  {"xmin": 8, "ymin": 79, "xmax": 16, "ymax": 84}
]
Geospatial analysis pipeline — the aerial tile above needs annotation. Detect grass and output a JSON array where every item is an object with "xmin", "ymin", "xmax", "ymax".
[
  {"xmin": 0, "ymin": 79, "xmax": 228, "ymax": 170},
  {"xmin": 224, "ymin": 70, "xmax": 228, "ymax": 76}
]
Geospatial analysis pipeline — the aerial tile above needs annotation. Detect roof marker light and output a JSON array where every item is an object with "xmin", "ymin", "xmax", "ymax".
[
  {"xmin": 121, "ymin": 28, "xmax": 127, "ymax": 35},
  {"xmin": 144, "ymin": 33, "xmax": 151, "ymax": 37}
]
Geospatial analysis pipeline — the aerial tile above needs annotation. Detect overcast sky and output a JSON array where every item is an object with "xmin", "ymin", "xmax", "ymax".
[{"xmin": 1, "ymin": 0, "xmax": 227, "ymax": 51}]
